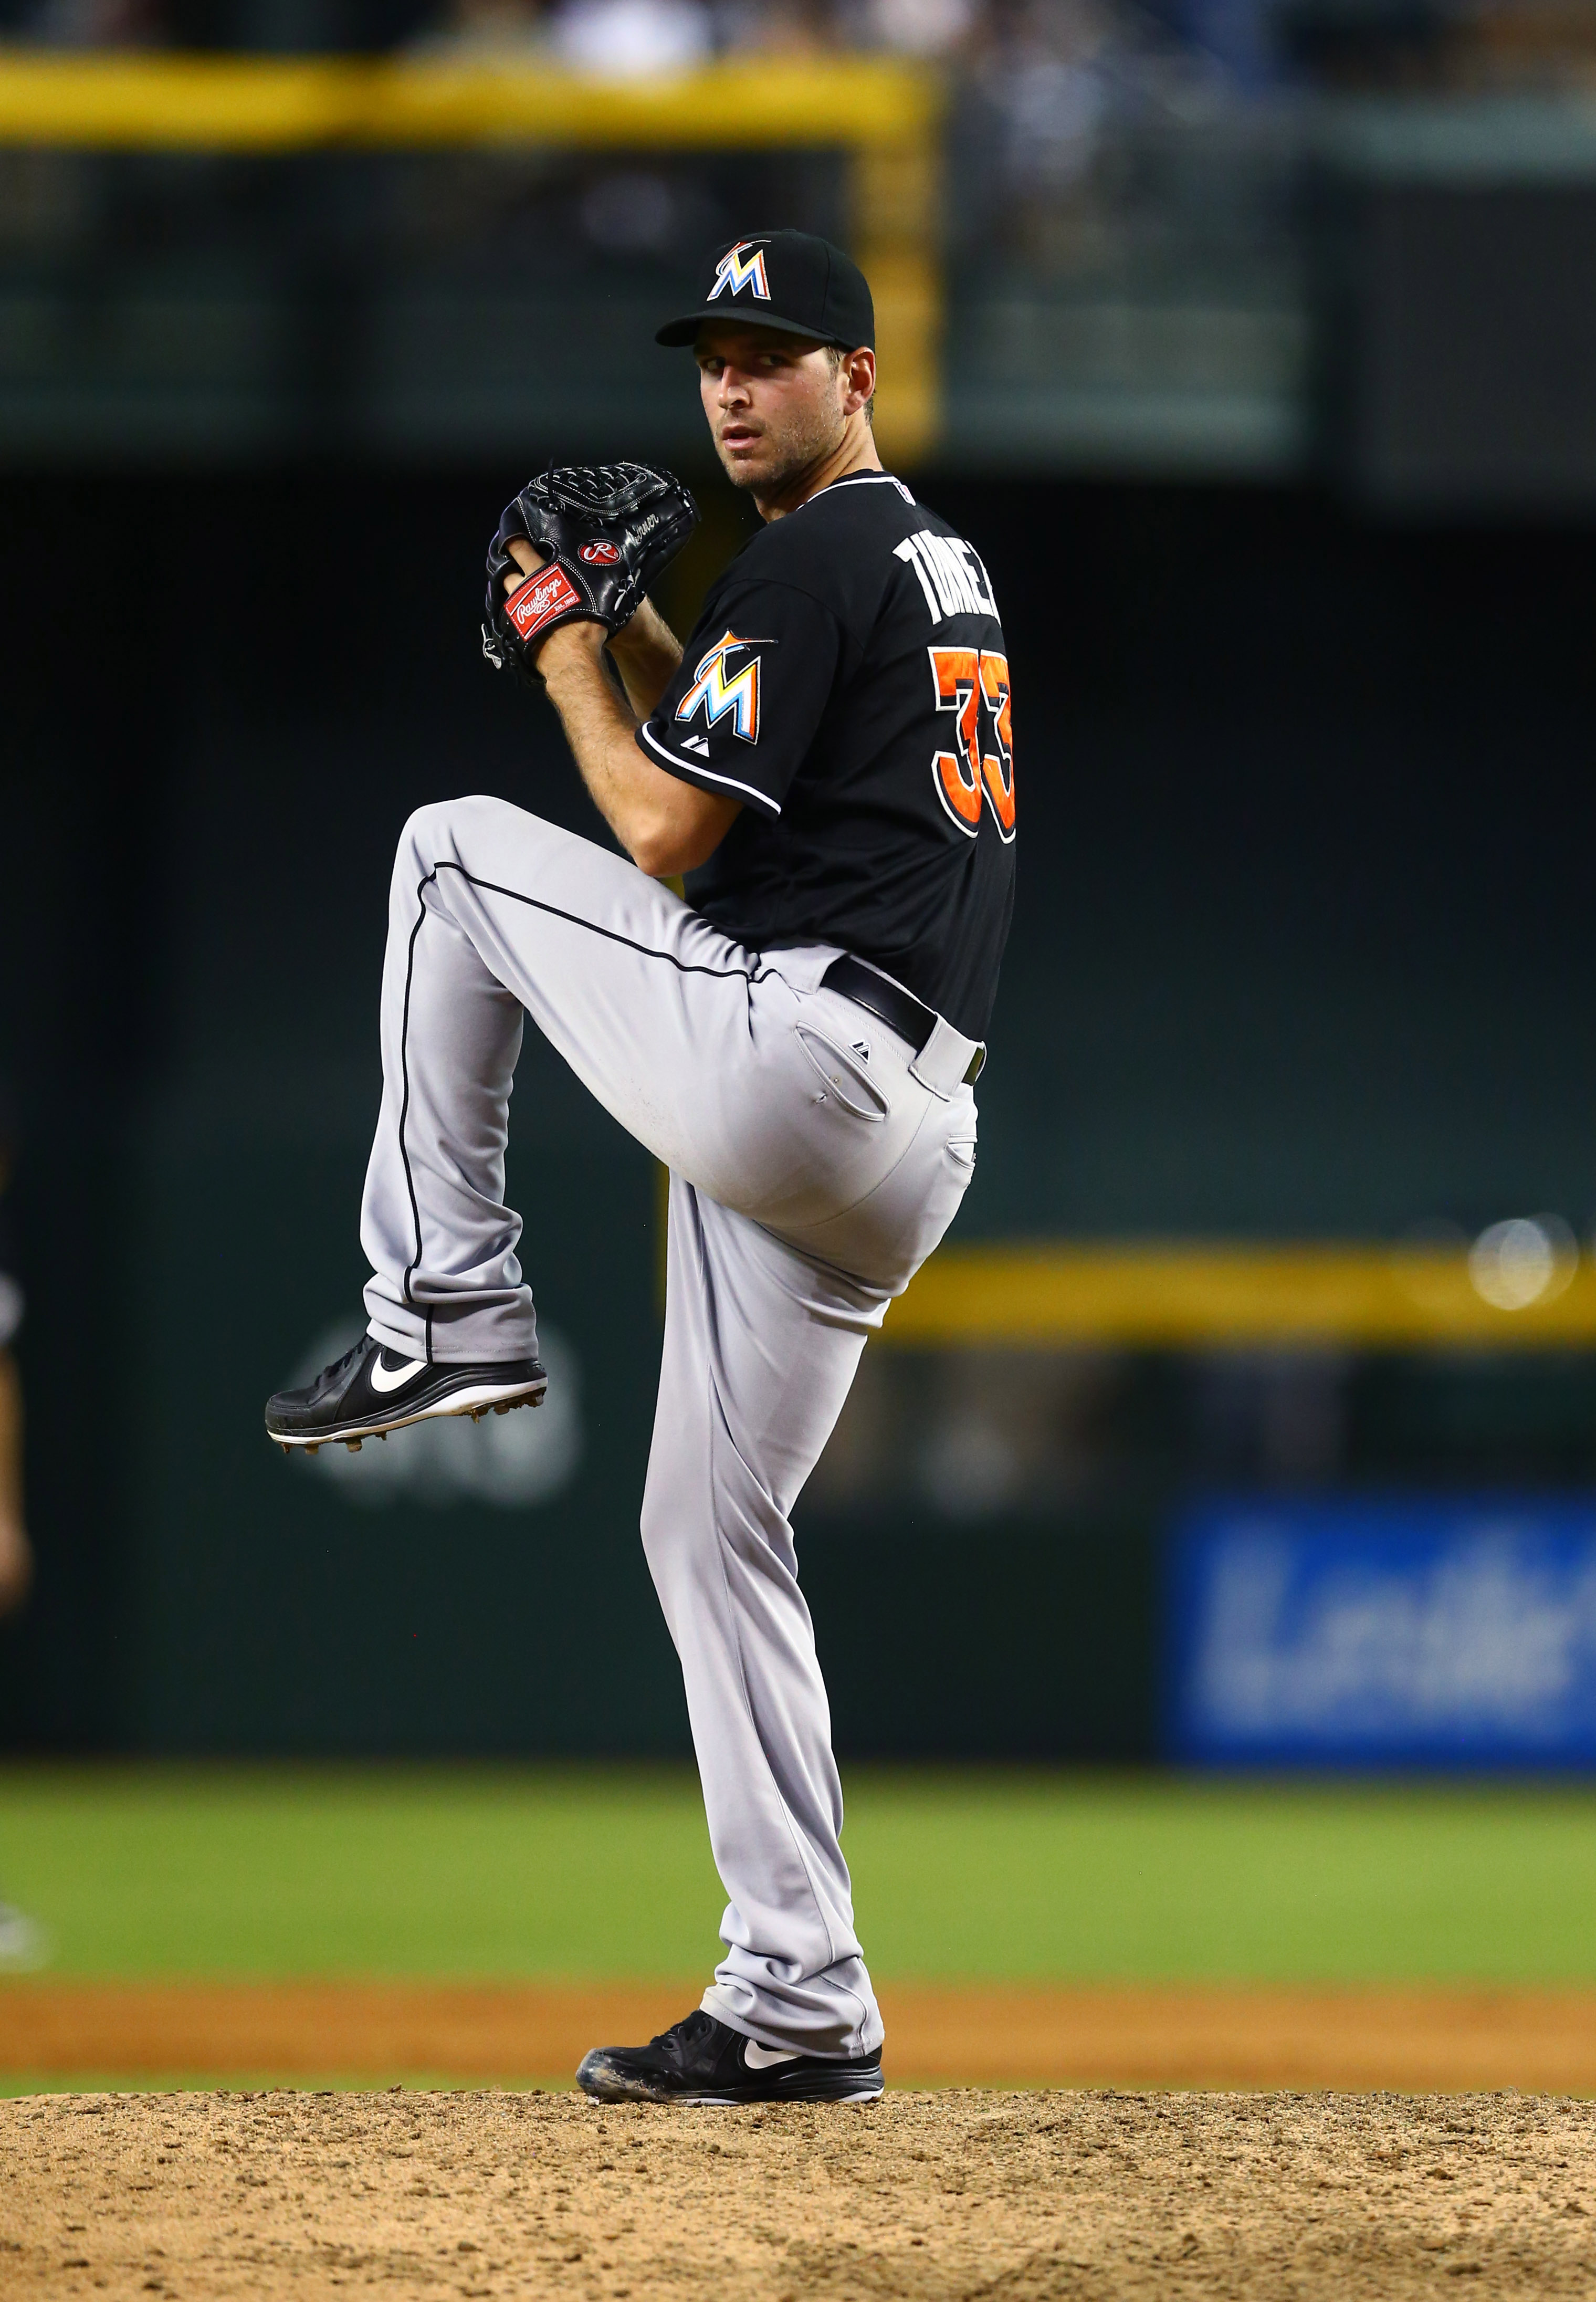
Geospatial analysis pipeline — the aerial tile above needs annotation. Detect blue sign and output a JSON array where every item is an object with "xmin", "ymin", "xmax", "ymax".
[{"xmin": 1166, "ymin": 1497, "xmax": 1596, "ymax": 1766}]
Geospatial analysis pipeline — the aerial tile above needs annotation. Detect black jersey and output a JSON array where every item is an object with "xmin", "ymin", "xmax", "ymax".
[{"xmin": 637, "ymin": 468, "xmax": 1015, "ymax": 1042}]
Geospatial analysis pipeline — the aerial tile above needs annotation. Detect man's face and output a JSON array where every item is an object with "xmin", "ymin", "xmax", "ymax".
[{"xmin": 695, "ymin": 323, "xmax": 856, "ymax": 494}]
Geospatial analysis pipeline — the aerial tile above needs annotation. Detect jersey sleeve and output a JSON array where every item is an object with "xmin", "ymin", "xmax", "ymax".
[{"xmin": 637, "ymin": 580, "xmax": 843, "ymax": 820}]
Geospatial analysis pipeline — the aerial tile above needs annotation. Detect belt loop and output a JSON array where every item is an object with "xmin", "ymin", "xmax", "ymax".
[{"xmin": 909, "ymin": 1016, "xmax": 983, "ymax": 1100}]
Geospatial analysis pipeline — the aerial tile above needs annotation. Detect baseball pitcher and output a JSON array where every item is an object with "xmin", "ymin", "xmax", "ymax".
[{"xmin": 266, "ymin": 229, "xmax": 1016, "ymax": 2104}]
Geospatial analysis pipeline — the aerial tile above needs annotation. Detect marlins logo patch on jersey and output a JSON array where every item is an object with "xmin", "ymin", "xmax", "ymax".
[
  {"xmin": 676, "ymin": 630, "xmax": 770, "ymax": 744},
  {"xmin": 707, "ymin": 240, "xmax": 771, "ymax": 304}
]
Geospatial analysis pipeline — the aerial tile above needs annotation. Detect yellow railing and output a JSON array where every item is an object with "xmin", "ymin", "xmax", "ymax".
[
  {"xmin": 0, "ymin": 53, "xmax": 944, "ymax": 461},
  {"xmin": 0, "ymin": 54, "xmax": 936, "ymax": 146},
  {"xmin": 884, "ymin": 1241, "xmax": 1596, "ymax": 1349}
]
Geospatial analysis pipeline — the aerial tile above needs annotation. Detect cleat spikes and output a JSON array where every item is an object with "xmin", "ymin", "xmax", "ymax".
[{"xmin": 264, "ymin": 1337, "xmax": 547, "ymax": 1450}]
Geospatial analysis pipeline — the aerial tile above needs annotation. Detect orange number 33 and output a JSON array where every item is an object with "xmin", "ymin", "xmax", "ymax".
[{"xmin": 929, "ymin": 646, "xmax": 1015, "ymax": 843}]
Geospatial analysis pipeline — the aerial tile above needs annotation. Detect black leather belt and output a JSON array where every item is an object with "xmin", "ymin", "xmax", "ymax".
[{"xmin": 821, "ymin": 953, "xmax": 986, "ymax": 1085}]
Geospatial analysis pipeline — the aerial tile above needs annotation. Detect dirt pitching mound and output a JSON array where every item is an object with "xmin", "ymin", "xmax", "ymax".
[{"xmin": 8, "ymin": 2087, "xmax": 1596, "ymax": 2299}]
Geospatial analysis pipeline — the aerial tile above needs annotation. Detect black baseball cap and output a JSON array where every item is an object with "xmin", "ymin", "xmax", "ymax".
[{"xmin": 656, "ymin": 229, "xmax": 874, "ymax": 352}]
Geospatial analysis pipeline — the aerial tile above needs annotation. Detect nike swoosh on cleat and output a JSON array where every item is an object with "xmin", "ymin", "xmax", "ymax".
[
  {"xmin": 369, "ymin": 1354, "xmax": 428, "ymax": 1394},
  {"xmin": 743, "ymin": 2041, "xmax": 802, "ymax": 2070}
]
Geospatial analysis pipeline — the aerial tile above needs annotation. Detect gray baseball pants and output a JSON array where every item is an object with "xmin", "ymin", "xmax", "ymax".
[{"xmin": 359, "ymin": 794, "xmax": 980, "ymax": 2058}]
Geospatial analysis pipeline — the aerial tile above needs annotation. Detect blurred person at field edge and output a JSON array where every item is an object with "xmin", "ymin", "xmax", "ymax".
[
  {"xmin": 0, "ymin": 1356, "xmax": 27, "ymax": 1624},
  {"xmin": 0, "ymin": 1106, "xmax": 29, "ymax": 1627},
  {"xmin": 550, "ymin": 0, "xmax": 713, "ymax": 76},
  {"xmin": 0, "ymin": 1097, "xmax": 42, "ymax": 1976}
]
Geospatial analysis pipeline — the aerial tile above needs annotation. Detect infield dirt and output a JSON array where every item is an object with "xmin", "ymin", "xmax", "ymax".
[
  {"xmin": 14, "ymin": 1980, "xmax": 1596, "ymax": 2091},
  {"xmin": 7, "ymin": 2085, "xmax": 1596, "ymax": 2300}
]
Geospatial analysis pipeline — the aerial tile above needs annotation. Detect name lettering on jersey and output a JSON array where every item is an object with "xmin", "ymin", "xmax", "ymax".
[
  {"xmin": 707, "ymin": 240, "xmax": 772, "ymax": 304},
  {"xmin": 928, "ymin": 645, "xmax": 1016, "ymax": 842},
  {"xmin": 894, "ymin": 531, "xmax": 999, "ymax": 626},
  {"xmin": 675, "ymin": 629, "xmax": 772, "ymax": 744}
]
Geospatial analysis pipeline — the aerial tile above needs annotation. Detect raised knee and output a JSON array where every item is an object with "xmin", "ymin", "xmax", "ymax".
[
  {"xmin": 398, "ymin": 798, "xmax": 457, "ymax": 867},
  {"xmin": 398, "ymin": 794, "xmax": 527, "ymax": 872}
]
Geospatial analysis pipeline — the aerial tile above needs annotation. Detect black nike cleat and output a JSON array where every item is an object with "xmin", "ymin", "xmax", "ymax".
[
  {"xmin": 576, "ymin": 2009, "xmax": 883, "ymax": 2106},
  {"xmin": 265, "ymin": 1333, "xmax": 547, "ymax": 1455}
]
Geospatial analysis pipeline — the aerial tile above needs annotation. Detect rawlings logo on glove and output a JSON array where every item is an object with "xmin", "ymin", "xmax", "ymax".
[
  {"xmin": 507, "ymin": 567, "xmax": 582, "ymax": 639},
  {"xmin": 481, "ymin": 461, "xmax": 699, "ymax": 688}
]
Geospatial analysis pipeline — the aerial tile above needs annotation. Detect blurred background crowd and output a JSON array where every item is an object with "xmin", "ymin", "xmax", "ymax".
[
  {"xmin": 0, "ymin": 0, "xmax": 1589, "ymax": 352},
  {"xmin": 6, "ymin": 0, "xmax": 1596, "ymax": 96}
]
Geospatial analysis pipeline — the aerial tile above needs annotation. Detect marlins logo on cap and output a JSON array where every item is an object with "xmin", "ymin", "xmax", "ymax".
[
  {"xmin": 707, "ymin": 240, "xmax": 771, "ymax": 304},
  {"xmin": 655, "ymin": 229, "xmax": 874, "ymax": 350}
]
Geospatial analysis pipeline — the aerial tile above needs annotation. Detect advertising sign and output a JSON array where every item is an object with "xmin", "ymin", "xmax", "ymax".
[{"xmin": 1166, "ymin": 1497, "xmax": 1596, "ymax": 1766}]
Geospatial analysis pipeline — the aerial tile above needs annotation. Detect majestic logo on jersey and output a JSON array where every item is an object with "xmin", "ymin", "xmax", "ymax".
[
  {"xmin": 707, "ymin": 240, "xmax": 772, "ymax": 305},
  {"xmin": 506, "ymin": 566, "xmax": 581, "ymax": 640},
  {"xmin": 578, "ymin": 540, "xmax": 621, "ymax": 565},
  {"xmin": 928, "ymin": 645, "xmax": 1015, "ymax": 842},
  {"xmin": 675, "ymin": 630, "xmax": 770, "ymax": 744}
]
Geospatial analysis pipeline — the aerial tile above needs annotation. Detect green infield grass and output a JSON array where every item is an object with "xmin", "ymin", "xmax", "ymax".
[{"xmin": 3, "ymin": 1763, "xmax": 1596, "ymax": 1987}]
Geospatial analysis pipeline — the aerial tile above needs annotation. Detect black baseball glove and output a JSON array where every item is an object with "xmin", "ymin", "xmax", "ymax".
[{"xmin": 481, "ymin": 461, "xmax": 699, "ymax": 686}]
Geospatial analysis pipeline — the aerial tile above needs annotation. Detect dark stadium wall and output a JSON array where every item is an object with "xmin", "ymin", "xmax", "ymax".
[{"xmin": 1, "ymin": 469, "xmax": 1593, "ymax": 1757}]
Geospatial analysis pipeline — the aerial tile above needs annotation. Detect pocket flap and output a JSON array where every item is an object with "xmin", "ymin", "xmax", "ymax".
[{"xmin": 795, "ymin": 1023, "xmax": 891, "ymax": 1122}]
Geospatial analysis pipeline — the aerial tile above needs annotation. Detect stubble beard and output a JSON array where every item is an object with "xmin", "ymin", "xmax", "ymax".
[{"xmin": 717, "ymin": 398, "xmax": 847, "ymax": 497}]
